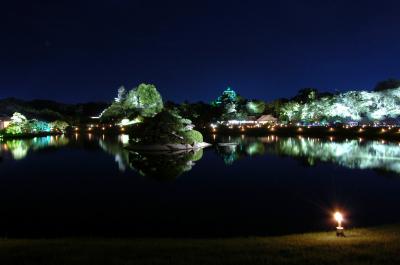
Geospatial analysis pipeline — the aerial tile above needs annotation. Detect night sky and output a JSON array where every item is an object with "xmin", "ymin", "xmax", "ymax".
[{"xmin": 1, "ymin": 0, "xmax": 400, "ymax": 103}]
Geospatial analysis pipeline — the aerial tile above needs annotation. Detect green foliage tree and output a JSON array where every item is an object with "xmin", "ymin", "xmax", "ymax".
[
  {"xmin": 101, "ymin": 83, "xmax": 163, "ymax": 122},
  {"xmin": 29, "ymin": 120, "xmax": 50, "ymax": 132},
  {"xmin": 5, "ymin": 112, "xmax": 29, "ymax": 134},
  {"xmin": 50, "ymin": 120, "xmax": 69, "ymax": 132},
  {"xmin": 292, "ymin": 88, "xmax": 319, "ymax": 103},
  {"xmin": 138, "ymin": 109, "xmax": 203, "ymax": 145},
  {"xmin": 246, "ymin": 100, "xmax": 266, "ymax": 115}
]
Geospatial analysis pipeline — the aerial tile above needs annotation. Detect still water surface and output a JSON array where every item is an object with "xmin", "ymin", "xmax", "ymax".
[{"xmin": 0, "ymin": 134, "xmax": 400, "ymax": 237}]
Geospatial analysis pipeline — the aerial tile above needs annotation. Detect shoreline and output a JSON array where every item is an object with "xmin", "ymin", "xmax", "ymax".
[
  {"xmin": 202, "ymin": 125, "xmax": 400, "ymax": 141},
  {"xmin": 0, "ymin": 132, "xmax": 63, "ymax": 140},
  {"xmin": 0, "ymin": 223, "xmax": 399, "ymax": 265},
  {"xmin": 3, "ymin": 125, "xmax": 400, "ymax": 142}
]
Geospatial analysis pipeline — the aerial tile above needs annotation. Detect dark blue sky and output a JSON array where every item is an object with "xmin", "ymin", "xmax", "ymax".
[{"xmin": 1, "ymin": 0, "xmax": 400, "ymax": 103}]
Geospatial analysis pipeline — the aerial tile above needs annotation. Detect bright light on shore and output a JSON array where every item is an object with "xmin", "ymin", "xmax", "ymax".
[
  {"xmin": 334, "ymin": 211, "xmax": 344, "ymax": 229},
  {"xmin": 334, "ymin": 212, "xmax": 343, "ymax": 223},
  {"xmin": 334, "ymin": 211, "xmax": 345, "ymax": 237}
]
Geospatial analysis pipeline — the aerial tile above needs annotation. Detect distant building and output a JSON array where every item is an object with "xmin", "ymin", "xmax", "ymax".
[
  {"xmin": 0, "ymin": 116, "xmax": 11, "ymax": 130},
  {"xmin": 257, "ymin": 115, "xmax": 278, "ymax": 124}
]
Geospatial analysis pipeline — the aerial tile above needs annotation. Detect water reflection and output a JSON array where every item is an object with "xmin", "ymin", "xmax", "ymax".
[
  {"xmin": 275, "ymin": 137, "xmax": 400, "ymax": 174},
  {"xmin": 99, "ymin": 135, "xmax": 131, "ymax": 172},
  {"xmin": 0, "ymin": 135, "xmax": 69, "ymax": 160},
  {"xmin": 98, "ymin": 134, "xmax": 204, "ymax": 180},
  {"xmin": 215, "ymin": 136, "xmax": 274, "ymax": 165},
  {"xmin": 128, "ymin": 149, "xmax": 204, "ymax": 181},
  {"xmin": 213, "ymin": 135, "xmax": 400, "ymax": 175},
  {"xmin": 3, "ymin": 134, "xmax": 400, "ymax": 176}
]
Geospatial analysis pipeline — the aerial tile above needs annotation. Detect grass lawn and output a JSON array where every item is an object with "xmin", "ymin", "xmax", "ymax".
[{"xmin": 1, "ymin": 224, "xmax": 399, "ymax": 265}]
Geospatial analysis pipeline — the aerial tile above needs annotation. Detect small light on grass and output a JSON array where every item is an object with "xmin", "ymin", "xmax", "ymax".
[{"xmin": 334, "ymin": 211, "xmax": 345, "ymax": 237}]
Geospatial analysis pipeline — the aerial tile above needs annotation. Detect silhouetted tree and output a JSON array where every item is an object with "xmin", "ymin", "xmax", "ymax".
[{"xmin": 374, "ymin": 78, "xmax": 400, "ymax": 92}]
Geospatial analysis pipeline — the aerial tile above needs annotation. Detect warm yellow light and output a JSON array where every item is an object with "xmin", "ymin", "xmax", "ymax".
[
  {"xmin": 334, "ymin": 212, "xmax": 343, "ymax": 222},
  {"xmin": 381, "ymin": 128, "xmax": 386, "ymax": 133},
  {"xmin": 329, "ymin": 128, "xmax": 334, "ymax": 131},
  {"xmin": 334, "ymin": 211, "xmax": 343, "ymax": 228}
]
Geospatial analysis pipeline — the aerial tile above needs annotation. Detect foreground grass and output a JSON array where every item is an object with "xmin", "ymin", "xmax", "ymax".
[{"xmin": 1, "ymin": 225, "xmax": 400, "ymax": 265}]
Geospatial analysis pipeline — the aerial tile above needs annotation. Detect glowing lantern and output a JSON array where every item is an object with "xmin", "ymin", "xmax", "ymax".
[{"xmin": 334, "ymin": 211, "xmax": 345, "ymax": 237}]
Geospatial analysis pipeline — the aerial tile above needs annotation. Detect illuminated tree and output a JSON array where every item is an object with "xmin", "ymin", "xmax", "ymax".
[
  {"xmin": 29, "ymin": 120, "xmax": 50, "ymax": 132},
  {"xmin": 50, "ymin": 120, "xmax": 69, "ymax": 132},
  {"xmin": 5, "ymin": 112, "xmax": 29, "ymax": 134},
  {"xmin": 246, "ymin": 100, "xmax": 266, "ymax": 115},
  {"xmin": 138, "ymin": 109, "xmax": 203, "ymax": 145},
  {"xmin": 101, "ymin": 83, "xmax": 164, "ymax": 122},
  {"xmin": 280, "ymin": 87, "xmax": 400, "ymax": 123},
  {"xmin": 124, "ymin": 83, "xmax": 164, "ymax": 117}
]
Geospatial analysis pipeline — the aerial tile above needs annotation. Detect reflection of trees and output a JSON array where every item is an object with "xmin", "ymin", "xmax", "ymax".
[
  {"xmin": 215, "ymin": 137, "xmax": 269, "ymax": 165},
  {"xmin": 98, "ymin": 137, "xmax": 131, "ymax": 172},
  {"xmin": 275, "ymin": 138, "xmax": 400, "ymax": 174},
  {"xmin": 0, "ymin": 136, "xmax": 69, "ymax": 160},
  {"xmin": 128, "ymin": 149, "xmax": 203, "ymax": 181}
]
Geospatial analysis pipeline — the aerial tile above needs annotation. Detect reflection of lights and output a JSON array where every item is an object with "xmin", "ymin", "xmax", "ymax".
[
  {"xmin": 297, "ymin": 128, "xmax": 303, "ymax": 132},
  {"xmin": 119, "ymin": 134, "xmax": 130, "ymax": 145},
  {"xmin": 329, "ymin": 136, "xmax": 334, "ymax": 141},
  {"xmin": 329, "ymin": 128, "xmax": 334, "ymax": 132},
  {"xmin": 212, "ymin": 134, "xmax": 216, "ymax": 141},
  {"xmin": 358, "ymin": 128, "xmax": 363, "ymax": 132}
]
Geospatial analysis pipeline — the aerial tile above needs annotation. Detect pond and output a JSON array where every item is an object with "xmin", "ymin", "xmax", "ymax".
[{"xmin": 1, "ymin": 134, "xmax": 400, "ymax": 237}]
